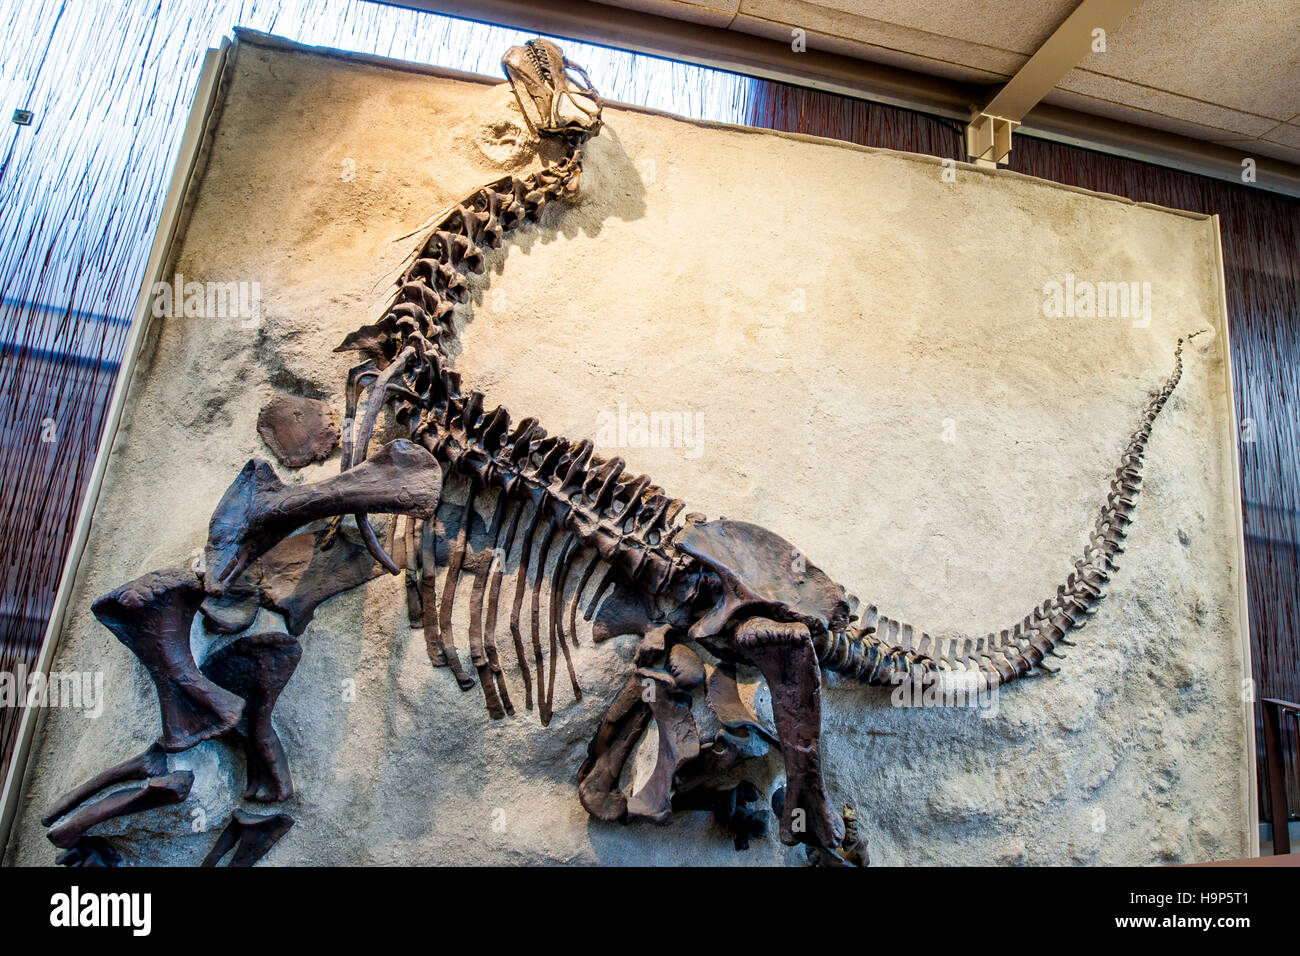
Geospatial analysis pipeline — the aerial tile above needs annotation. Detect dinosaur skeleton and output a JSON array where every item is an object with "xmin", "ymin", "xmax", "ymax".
[{"xmin": 43, "ymin": 38, "xmax": 1201, "ymax": 867}]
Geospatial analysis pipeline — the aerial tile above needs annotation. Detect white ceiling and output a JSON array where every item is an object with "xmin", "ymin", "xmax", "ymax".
[{"xmin": 595, "ymin": 0, "xmax": 1300, "ymax": 166}]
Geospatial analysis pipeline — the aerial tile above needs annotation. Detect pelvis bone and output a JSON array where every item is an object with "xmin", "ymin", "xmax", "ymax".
[{"xmin": 204, "ymin": 438, "xmax": 441, "ymax": 591}]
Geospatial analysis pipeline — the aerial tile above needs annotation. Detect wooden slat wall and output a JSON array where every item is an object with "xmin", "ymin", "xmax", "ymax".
[{"xmin": 1, "ymin": 4, "xmax": 1295, "ymax": 827}]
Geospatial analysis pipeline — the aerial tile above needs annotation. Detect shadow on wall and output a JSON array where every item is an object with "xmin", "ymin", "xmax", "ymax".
[{"xmin": 449, "ymin": 118, "xmax": 649, "ymax": 368}]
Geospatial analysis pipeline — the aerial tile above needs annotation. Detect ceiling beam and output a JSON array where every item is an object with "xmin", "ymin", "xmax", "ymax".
[
  {"xmin": 970, "ymin": 0, "xmax": 1144, "ymax": 166},
  {"xmin": 981, "ymin": 0, "xmax": 1145, "ymax": 122}
]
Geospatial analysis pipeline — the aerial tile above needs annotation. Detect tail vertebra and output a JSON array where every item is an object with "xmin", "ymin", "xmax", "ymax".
[{"xmin": 816, "ymin": 335, "xmax": 1196, "ymax": 692}]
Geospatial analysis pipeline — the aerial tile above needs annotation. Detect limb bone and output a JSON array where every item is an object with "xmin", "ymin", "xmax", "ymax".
[
  {"xmin": 731, "ymin": 617, "xmax": 844, "ymax": 851},
  {"xmin": 47, "ymin": 771, "xmax": 194, "ymax": 849},
  {"xmin": 200, "ymin": 630, "xmax": 303, "ymax": 802},
  {"xmin": 42, "ymin": 743, "xmax": 169, "ymax": 826},
  {"xmin": 92, "ymin": 569, "xmax": 244, "ymax": 752},
  {"xmin": 201, "ymin": 809, "xmax": 294, "ymax": 867}
]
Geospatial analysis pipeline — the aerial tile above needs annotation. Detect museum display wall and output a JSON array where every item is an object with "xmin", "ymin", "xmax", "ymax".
[
  {"xmin": 751, "ymin": 83, "xmax": 1300, "ymax": 822},
  {"xmin": 2, "ymin": 34, "xmax": 1255, "ymax": 866}
]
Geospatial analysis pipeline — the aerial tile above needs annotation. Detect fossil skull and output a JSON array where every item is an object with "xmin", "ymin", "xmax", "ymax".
[{"xmin": 502, "ymin": 38, "xmax": 603, "ymax": 138}]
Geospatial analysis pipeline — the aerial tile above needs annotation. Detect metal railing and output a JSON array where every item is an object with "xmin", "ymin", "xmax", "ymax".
[{"xmin": 1262, "ymin": 698, "xmax": 1300, "ymax": 854}]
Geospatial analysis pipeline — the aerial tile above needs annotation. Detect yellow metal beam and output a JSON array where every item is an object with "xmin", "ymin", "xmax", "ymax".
[{"xmin": 982, "ymin": 0, "xmax": 1146, "ymax": 123}]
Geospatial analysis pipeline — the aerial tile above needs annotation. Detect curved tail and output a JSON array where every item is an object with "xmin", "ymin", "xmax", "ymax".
[{"xmin": 815, "ymin": 333, "xmax": 1202, "ymax": 692}]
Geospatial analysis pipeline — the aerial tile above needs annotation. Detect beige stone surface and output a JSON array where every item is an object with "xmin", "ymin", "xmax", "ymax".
[
  {"xmin": 1068, "ymin": 0, "xmax": 1300, "ymax": 125},
  {"xmin": 6, "ymin": 38, "xmax": 1250, "ymax": 866}
]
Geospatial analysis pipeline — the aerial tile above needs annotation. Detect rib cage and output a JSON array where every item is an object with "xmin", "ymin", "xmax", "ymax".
[
  {"xmin": 815, "ymin": 336, "xmax": 1193, "ymax": 692},
  {"xmin": 336, "ymin": 131, "xmax": 695, "ymax": 723}
]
